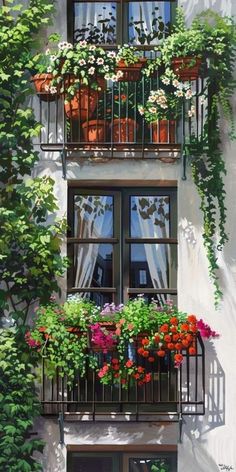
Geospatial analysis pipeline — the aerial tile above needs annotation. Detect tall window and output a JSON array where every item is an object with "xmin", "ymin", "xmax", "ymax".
[
  {"xmin": 67, "ymin": 187, "xmax": 177, "ymax": 305},
  {"xmin": 68, "ymin": 1, "xmax": 176, "ymax": 45}
]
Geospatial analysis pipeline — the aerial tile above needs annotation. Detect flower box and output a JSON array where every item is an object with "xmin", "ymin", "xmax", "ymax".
[
  {"xmin": 171, "ymin": 56, "xmax": 202, "ymax": 81},
  {"xmin": 31, "ymin": 73, "xmax": 58, "ymax": 101},
  {"xmin": 116, "ymin": 58, "xmax": 147, "ymax": 82}
]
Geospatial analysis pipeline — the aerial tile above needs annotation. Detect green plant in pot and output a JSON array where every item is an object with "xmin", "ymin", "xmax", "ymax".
[
  {"xmin": 116, "ymin": 44, "xmax": 147, "ymax": 82},
  {"xmin": 138, "ymin": 73, "xmax": 195, "ymax": 146},
  {"xmin": 46, "ymin": 40, "xmax": 120, "ymax": 120}
]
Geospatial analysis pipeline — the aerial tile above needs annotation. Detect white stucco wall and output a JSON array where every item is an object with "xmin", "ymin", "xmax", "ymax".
[{"xmin": 32, "ymin": 0, "xmax": 236, "ymax": 470}]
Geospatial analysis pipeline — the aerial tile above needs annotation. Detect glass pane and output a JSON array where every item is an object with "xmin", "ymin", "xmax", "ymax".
[
  {"xmin": 68, "ymin": 455, "xmax": 113, "ymax": 472},
  {"xmin": 73, "ymin": 243, "xmax": 113, "ymax": 287},
  {"xmin": 130, "ymin": 196, "xmax": 170, "ymax": 238},
  {"xmin": 74, "ymin": 3, "xmax": 117, "ymax": 44},
  {"xmin": 130, "ymin": 244, "xmax": 177, "ymax": 289},
  {"xmin": 128, "ymin": 2, "xmax": 171, "ymax": 45},
  {"xmin": 129, "ymin": 457, "xmax": 175, "ymax": 472},
  {"xmin": 73, "ymin": 291, "xmax": 113, "ymax": 306},
  {"xmin": 74, "ymin": 195, "xmax": 113, "ymax": 238}
]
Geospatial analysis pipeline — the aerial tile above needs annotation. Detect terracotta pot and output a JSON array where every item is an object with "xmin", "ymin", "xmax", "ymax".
[
  {"xmin": 82, "ymin": 119, "xmax": 107, "ymax": 142},
  {"xmin": 111, "ymin": 118, "xmax": 138, "ymax": 143},
  {"xmin": 150, "ymin": 120, "xmax": 177, "ymax": 163},
  {"xmin": 171, "ymin": 56, "xmax": 202, "ymax": 81},
  {"xmin": 151, "ymin": 120, "xmax": 176, "ymax": 143},
  {"xmin": 64, "ymin": 76, "xmax": 106, "ymax": 120},
  {"xmin": 116, "ymin": 58, "xmax": 147, "ymax": 82},
  {"xmin": 31, "ymin": 73, "xmax": 58, "ymax": 101}
]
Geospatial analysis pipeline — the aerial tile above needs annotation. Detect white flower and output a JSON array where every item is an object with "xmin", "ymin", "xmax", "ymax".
[
  {"xmin": 111, "ymin": 74, "xmax": 118, "ymax": 82},
  {"xmin": 138, "ymin": 106, "xmax": 144, "ymax": 115},
  {"xmin": 89, "ymin": 45, "xmax": 96, "ymax": 51},
  {"xmin": 108, "ymin": 51, "xmax": 116, "ymax": 58},
  {"xmin": 188, "ymin": 105, "xmax": 196, "ymax": 117},
  {"xmin": 174, "ymin": 90, "xmax": 184, "ymax": 97},
  {"xmin": 58, "ymin": 41, "xmax": 68, "ymax": 50},
  {"xmin": 104, "ymin": 65, "xmax": 110, "ymax": 72},
  {"xmin": 44, "ymin": 84, "xmax": 50, "ymax": 92},
  {"xmin": 50, "ymin": 55, "xmax": 56, "ymax": 62},
  {"xmin": 47, "ymin": 66, "xmax": 52, "ymax": 73},
  {"xmin": 49, "ymin": 86, "xmax": 57, "ymax": 94},
  {"xmin": 97, "ymin": 57, "xmax": 104, "ymax": 65},
  {"xmin": 149, "ymin": 95, "xmax": 156, "ymax": 103},
  {"xmin": 173, "ymin": 79, "xmax": 180, "ymax": 88},
  {"xmin": 88, "ymin": 67, "xmax": 95, "ymax": 75},
  {"xmin": 45, "ymin": 48, "xmax": 50, "ymax": 56},
  {"xmin": 104, "ymin": 73, "xmax": 111, "ymax": 80},
  {"xmin": 65, "ymin": 42, "xmax": 73, "ymax": 49},
  {"xmin": 185, "ymin": 89, "xmax": 194, "ymax": 99},
  {"xmin": 149, "ymin": 107, "xmax": 157, "ymax": 114},
  {"xmin": 79, "ymin": 40, "xmax": 87, "ymax": 47},
  {"xmin": 79, "ymin": 59, "xmax": 86, "ymax": 66},
  {"xmin": 116, "ymin": 70, "xmax": 123, "ymax": 79},
  {"xmin": 162, "ymin": 77, "xmax": 170, "ymax": 85},
  {"xmin": 88, "ymin": 55, "xmax": 95, "ymax": 64}
]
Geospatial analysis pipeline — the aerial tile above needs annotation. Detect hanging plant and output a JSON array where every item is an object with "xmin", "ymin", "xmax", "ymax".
[{"xmin": 144, "ymin": 8, "xmax": 236, "ymax": 305}]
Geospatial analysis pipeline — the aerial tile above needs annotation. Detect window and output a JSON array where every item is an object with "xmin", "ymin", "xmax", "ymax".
[
  {"xmin": 67, "ymin": 186, "xmax": 177, "ymax": 305},
  {"xmin": 68, "ymin": 1, "xmax": 176, "ymax": 46},
  {"xmin": 67, "ymin": 451, "xmax": 177, "ymax": 472}
]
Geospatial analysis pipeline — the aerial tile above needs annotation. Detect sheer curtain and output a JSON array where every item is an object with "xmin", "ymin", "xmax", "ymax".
[
  {"xmin": 131, "ymin": 196, "xmax": 170, "ymax": 304},
  {"xmin": 74, "ymin": 196, "xmax": 113, "ymax": 290}
]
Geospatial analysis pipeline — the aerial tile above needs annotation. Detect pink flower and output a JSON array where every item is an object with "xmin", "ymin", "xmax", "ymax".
[{"xmin": 197, "ymin": 319, "xmax": 219, "ymax": 339}]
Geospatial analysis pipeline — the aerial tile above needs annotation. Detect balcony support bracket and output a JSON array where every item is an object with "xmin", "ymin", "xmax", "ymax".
[
  {"xmin": 178, "ymin": 412, "xmax": 184, "ymax": 443},
  {"xmin": 58, "ymin": 411, "xmax": 64, "ymax": 445},
  {"xmin": 182, "ymin": 149, "xmax": 187, "ymax": 181},
  {"xmin": 60, "ymin": 148, "xmax": 67, "ymax": 180}
]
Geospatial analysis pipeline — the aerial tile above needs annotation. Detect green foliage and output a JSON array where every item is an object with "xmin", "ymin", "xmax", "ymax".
[
  {"xmin": 0, "ymin": 329, "xmax": 44, "ymax": 471},
  {"xmin": 143, "ymin": 8, "xmax": 236, "ymax": 305},
  {"xmin": 116, "ymin": 44, "xmax": 141, "ymax": 65},
  {"xmin": 0, "ymin": 0, "xmax": 68, "ymax": 326}
]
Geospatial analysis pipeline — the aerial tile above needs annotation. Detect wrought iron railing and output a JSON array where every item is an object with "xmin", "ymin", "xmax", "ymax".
[{"xmin": 39, "ymin": 333, "xmax": 205, "ymax": 421}]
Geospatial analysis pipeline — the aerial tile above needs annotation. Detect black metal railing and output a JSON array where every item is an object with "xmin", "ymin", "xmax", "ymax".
[{"xmin": 40, "ymin": 333, "xmax": 205, "ymax": 420}]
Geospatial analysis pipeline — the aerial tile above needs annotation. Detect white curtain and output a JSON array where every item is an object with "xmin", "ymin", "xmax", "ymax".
[
  {"xmin": 74, "ymin": 196, "xmax": 113, "ymax": 290},
  {"xmin": 131, "ymin": 196, "xmax": 170, "ymax": 304}
]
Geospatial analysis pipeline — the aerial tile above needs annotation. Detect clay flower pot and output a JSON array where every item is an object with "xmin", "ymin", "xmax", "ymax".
[
  {"xmin": 150, "ymin": 120, "xmax": 176, "ymax": 144},
  {"xmin": 31, "ymin": 73, "xmax": 58, "ymax": 101},
  {"xmin": 64, "ymin": 76, "xmax": 106, "ymax": 121},
  {"xmin": 82, "ymin": 119, "xmax": 107, "ymax": 142},
  {"xmin": 151, "ymin": 120, "xmax": 177, "ymax": 163},
  {"xmin": 111, "ymin": 118, "xmax": 139, "ymax": 143},
  {"xmin": 116, "ymin": 58, "xmax": 147, "ymax": 82},
  {"xmin": 171, "ymin": 56, "xmax": 202, "ymax": 81}
]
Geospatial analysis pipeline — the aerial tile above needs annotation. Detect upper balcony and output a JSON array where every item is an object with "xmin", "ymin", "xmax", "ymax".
[{"xmin": 32, "ymin": 44, "xmax": 207, "ymax": 177}]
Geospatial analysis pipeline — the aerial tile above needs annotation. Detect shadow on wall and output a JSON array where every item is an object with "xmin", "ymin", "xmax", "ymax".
[{"xmin": 180, "ymin": 340, "xmax": 225, "ymax": 471}]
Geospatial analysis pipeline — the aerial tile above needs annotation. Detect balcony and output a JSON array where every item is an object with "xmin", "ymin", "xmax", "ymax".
[
  {"xmin": 40, "ymin": 333, "xmax": 205, "ymax": 422},
  {"xmin": 33, "ymin": 47, "xmax": 207, "ymax": 177}
]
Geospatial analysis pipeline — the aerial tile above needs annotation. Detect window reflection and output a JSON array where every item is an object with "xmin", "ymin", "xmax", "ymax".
[
  {"xmin": 73, "ymin": 243, "xmax": 113, "ymax": 287},
  {"xmin": 130, "ymin": 196, "xmax": 170, "ymax": 238},
  {"xmin": 74, "ymin": 195, "xmax": 113, "ymax": 238},
  {"xmin": 130, "ymin": 243, "xmax": 177, "ymax": 288},
  {"xmin": 129, "ymin": 2, "xmax": 170, "ymax": 45},
  {"xmin": 74, "ymin": 3, "xmax": 117, "ymax": 44}
]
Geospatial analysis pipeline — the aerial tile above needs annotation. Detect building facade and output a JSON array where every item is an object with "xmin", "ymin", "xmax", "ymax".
[{"xmin": 32, "ymin": 0, "xmax": 236, "ymax": 470}]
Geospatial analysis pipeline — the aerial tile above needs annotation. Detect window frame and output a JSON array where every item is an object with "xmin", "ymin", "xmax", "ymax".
[
  {"xmin": 67, "ymin": 0, "xmax": 177, "ymax": 46},
  {"xmin": 67, "ymin": 185, "xmax": 177, "ymax": 304}
]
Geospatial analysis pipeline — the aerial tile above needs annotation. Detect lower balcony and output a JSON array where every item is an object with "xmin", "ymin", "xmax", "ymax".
[{"xmin": 40, "ymin": 334, "xmax": 205, "ymax": 422}]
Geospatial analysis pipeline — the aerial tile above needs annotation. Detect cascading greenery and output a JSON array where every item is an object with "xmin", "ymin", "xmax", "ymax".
[
  {"xmin": 0, "ymin": 0, "xmax": 68, "ymax": 327},
  {"xmin": 150, "ymin": 8, "xmax": 236, "ymax": 305},
  {"xmin": 0, "ymin": 0, "xmax": 67, "ymax": 469},
  {"xmin": 0, "ymin": 329, "xmax": 44, "ymax": 472},
  {"xmin": 189, "ymin": 10, "xmax": 236, "ymax": 305}
]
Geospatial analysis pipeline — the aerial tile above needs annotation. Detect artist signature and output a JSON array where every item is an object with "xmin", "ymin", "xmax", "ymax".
[{"xmin": 218, "ymin": 465, "xmax": 234, "ymax": 471}]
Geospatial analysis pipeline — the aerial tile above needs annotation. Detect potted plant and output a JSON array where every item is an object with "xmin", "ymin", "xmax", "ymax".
[
  {"xmin": 108, "ymin": 86, "xmax": 138, "ymax": 142},
  {"xmin": 26, "ymin": 297, "xmax": 218, "ymax": 389},
  {"xmin": 138, "ymin": 74, "xmax": 195, "ymax": 149},
  {"xmin": 156, "ymin": 8, "xmax": 205, "ymax": 81},
  {"xmin": 116, "ymin": 44, "xmax": 147, "ymax": 82},
  {"xmin": 47, "ymin": 40, "xmax": 121, "ymax": 120},
  {"xmin": 28, "ymin": 34, "xmax": 61, "ymax": 101}
]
